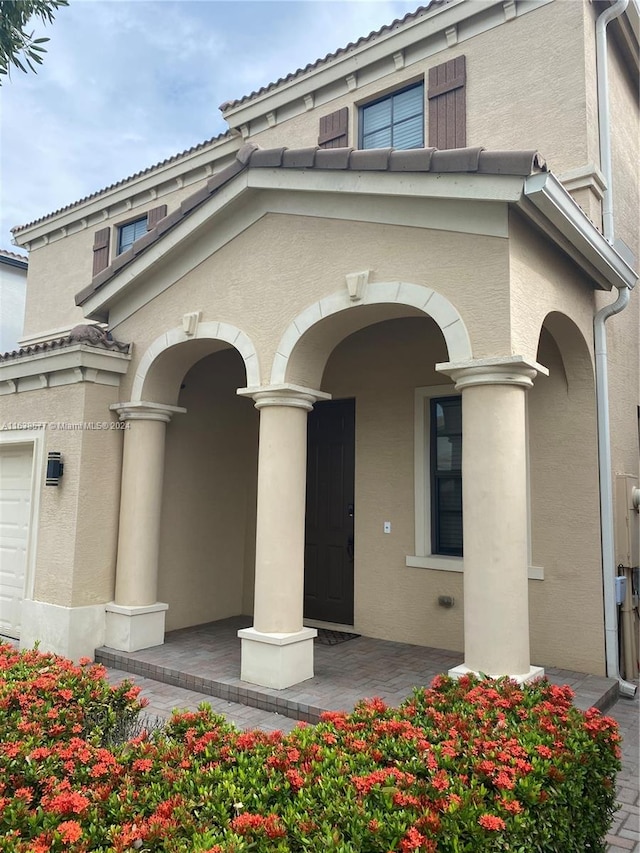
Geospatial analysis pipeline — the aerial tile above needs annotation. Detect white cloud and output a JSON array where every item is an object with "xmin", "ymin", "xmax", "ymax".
[{"xmin": 1, "ymin": 0, "xmax": 419, "ymax": 250}]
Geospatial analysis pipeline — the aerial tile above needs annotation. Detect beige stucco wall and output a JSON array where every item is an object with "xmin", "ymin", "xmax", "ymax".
[
  {"xmin": 158, "ymin": 348, "xmax": 258, "ymax": 631},
  {"xmin": 20, "ymin": 177, "xmax": 230, "ymax": 340},
  {"xmin": 249, "ymin": 1, "xmax": 590, "ymax": 179},
  {"xmin": 508, "ymin": 211, "xmax": 597, "ymax": 362},
  {"xmin": 528, "ymin": 326, "xmax": 604, "ymax": 673},
  {"xmin": 0, "ymin": 381, "xmax": 122, "ymax": 608},
  {"xmin": 111, "ymin": 213, "xmax": 512, "ymax": 395}
]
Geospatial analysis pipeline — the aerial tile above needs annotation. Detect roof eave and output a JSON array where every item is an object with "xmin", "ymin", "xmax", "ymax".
[
  {"xmin": 520, "ymin": 171, "xmax": 638, "ymax": 291},
  {"xmin": 76, "ymin": 168, "xmax": 531, "ymax": 321}
]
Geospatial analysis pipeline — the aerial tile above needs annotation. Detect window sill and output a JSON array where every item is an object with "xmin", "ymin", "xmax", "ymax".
[{"xmin": 406, "ymin": 556, "xmax": 544, "ymax": 580}]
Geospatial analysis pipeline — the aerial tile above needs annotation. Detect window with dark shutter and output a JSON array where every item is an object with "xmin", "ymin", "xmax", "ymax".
[
  {"xmin": 92, "ymin": 227, "xmax": 110, "ymax": 277},
  {"xmin": 147, "ymin": 204, "xmax": 167, "ymax": 230},
  {"xmin": 427, "ymin": 55, "xmax": 466, "ymax": 149},
  {"xmin": 318, "ymin": 107, "xmax": 349, "ymax": 148},
  {"xmin": 360, "ymin": 83, "xmax": 424, "ymax": 150}
]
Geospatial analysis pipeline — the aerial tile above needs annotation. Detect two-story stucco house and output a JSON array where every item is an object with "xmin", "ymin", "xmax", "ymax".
[{"xmin": 1, "ymin": 0, "xmax": 638, "ymax": 694}]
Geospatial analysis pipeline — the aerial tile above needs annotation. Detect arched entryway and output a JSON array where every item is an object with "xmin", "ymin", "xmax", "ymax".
[
  {"xmin": 528, "ymin": 311, "xmax": 603, "ymax": 673},
  {"xmin": 105, "ymin": 324, "xmax": 260, "ymax": 653}
]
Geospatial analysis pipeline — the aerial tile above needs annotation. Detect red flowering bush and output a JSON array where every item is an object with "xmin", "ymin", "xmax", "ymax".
[{"xmin": 0, "ymin": 641, "xmax": 620, "ymax": 851}]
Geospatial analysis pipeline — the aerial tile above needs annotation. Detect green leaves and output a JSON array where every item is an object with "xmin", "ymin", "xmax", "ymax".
[
  {"xmin": 0, "ymin": 643, "xmax": 622, "ymax": 852},
  {"xmin": 0, "ymin": 0, "xmax": 69, "ymax": 84}
]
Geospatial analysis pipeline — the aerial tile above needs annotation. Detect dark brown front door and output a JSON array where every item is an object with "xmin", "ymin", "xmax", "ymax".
[{"xmin": 304, "ymin": 399, "xmax": 355, "ymax": 624}]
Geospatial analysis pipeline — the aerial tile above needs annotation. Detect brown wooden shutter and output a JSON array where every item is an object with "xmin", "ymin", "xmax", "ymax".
[
  {"xmin": 318, "ymin": 107, "xmax": 349, "ymax": 149},
  {"xmin": 428, "ymin": 56, "xmax": 466, "ymax": 149},
  {"xmin": 92, "ymin": 227, "xmax": 110, "ymax": 277},
  {"xmin": 147, "ymin": 204, "xmax": 167, "ymax": 230}
]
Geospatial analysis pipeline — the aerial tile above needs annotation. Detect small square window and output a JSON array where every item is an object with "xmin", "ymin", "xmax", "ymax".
[
  {"xmin": 360, "ymin": 83, "xmax": 424, "ymax": 150},
  {"xmin": 118, "ymin": 216, "xmax": 147, "ymax": 255}
]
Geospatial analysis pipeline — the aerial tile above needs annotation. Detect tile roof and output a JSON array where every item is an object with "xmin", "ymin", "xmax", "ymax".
[
  {"xmin": 0, "ymin": 335, "xmax": 130, "ymax": 363},
  {"xmin": 76, "ymin": 142, "xmax": 547, "ymax": 307},
  {"xmin": 11, "ymin": 131, "xmax": 234, "ymax": 236},
  {"xmin": 220, "ymin": 1, "xmax": 448, "ymax": 111},
  {"xmin": 0, "ymin": 248, "xmax": 28, "ymax": 265}
]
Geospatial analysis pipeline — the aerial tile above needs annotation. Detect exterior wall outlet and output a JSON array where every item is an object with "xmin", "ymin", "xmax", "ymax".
[{"xmin": 383, "ymin": 521, "xmax": 391, "ymax": 533}]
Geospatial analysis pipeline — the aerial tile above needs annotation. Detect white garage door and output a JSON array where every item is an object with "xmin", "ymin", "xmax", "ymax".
[{"xmin": 0, "ymin": 446, "xmax": 33, "ymax": 639}]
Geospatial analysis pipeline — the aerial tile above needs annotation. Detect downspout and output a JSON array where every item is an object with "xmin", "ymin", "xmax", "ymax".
[{"xmin": 594, "ymin": 0, "xmax": 637, "ymax": 697}]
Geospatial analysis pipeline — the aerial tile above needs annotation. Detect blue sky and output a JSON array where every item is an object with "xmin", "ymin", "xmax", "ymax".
[{"xmin": 1, "ymin": 0, "xmax": 421, "ymax": 253}]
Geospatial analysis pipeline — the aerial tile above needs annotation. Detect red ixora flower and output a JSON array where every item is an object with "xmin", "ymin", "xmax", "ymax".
[
  {"xmin": 44, "ymin": 789, "xmax": 90, "ymax": 815},
  {"xmin": 58, "ymin": 820, "xmax": 83, "ymax": 843},
  {"xmin": 478, "ymin": 813, "xmax": 507, "ymax": 831}
]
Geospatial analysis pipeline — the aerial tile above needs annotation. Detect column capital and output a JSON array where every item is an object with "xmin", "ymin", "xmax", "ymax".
[
  {"xmin": 435, "ymin": 356, "xmax": 548, "ymax": 390},
  {"xmin": 110, "ymin": 401, "xmax": 187, "ymax": 423},
  {"xmin": 237, "ymin": 383, "xmax": 331, "ymax": 411}
]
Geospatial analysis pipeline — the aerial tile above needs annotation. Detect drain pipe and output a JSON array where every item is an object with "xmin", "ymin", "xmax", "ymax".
[
  {"xmin": 594, "ymin": 0, "xmax": 636, "ymax": 698},
  {"xmin": 594, "ymin": 287, "xmax": 636, "ymax": 698}
]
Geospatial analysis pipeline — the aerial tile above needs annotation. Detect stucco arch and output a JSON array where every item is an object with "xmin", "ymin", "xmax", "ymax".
[
  {"xmin": 131, "ymin": 321, "xmax": 260, "ymax": 405},
  {"xmin": 270, "ymin": 282, "xmax": 472, "ymax": 387},
  {"xmin": 536, "ymin": 311, "xmax": 595, "ymax": 389}
]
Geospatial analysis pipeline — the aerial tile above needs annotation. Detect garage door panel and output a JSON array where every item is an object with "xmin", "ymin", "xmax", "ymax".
[{"xmin": 0, "ymin": 447, "xmax": 33, "ymax": 639}]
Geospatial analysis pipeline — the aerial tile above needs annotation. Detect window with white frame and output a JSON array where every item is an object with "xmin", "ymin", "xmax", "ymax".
[
  {"xmin": 360, "ymin": 82, "xmax": 424, "ymax": 150},
  {"xmin": 117, "ymin": 216, "xmax": 147, "ymax": 255},
  {"xmin": 407, "ymin": 385, "xmax": 462, "ymax": 570}
]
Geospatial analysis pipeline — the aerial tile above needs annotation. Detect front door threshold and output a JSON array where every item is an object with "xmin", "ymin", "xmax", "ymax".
[{"xmin": 304, "ymin": 618, "xmax": 356, "ymax": 633}]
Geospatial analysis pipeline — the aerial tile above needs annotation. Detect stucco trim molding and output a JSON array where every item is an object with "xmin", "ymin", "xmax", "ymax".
[
  {"xmin": 271, "ymin": 282, "xmax": 472, "ymax": 384},
  {"xmin": 131, "ymin": 321, "xmax": 260, "ymax": 401},
  {"xmin": 0, "ymin": 344, "xmax": 131, "ymax": 394},
  {"xmin": 238, "ymin": 383, "xmax": 331, "ymax": 411},
  {"xmin": 110, "ymin": 401, "xmax": 187, "ymax": 423},
  {"xmin": 436, "ymin": 355, "xmax": 549, "ymax": 389}
]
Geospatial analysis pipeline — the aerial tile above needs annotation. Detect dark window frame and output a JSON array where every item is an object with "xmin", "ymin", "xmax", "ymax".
[
  {"xmin": 358, "ymin": 81, "xmax": 425, "ymax": 150},
  {"xmin": 117, "ymin": 215, "xmax": 148, "ymax": 255},
  {"xmin": 430, "ymin": 395, "xmax": 463, "ymax": 557}
]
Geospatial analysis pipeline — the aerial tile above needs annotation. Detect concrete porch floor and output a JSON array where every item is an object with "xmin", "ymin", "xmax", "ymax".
[{"xmin": 95, "ymin": 614, "xmax": 620, "ymax": 724}]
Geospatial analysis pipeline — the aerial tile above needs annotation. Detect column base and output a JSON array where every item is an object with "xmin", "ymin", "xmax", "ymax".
[
  {"xmin": 238, "ymin": 626, "xmax": 317, "ymax": 689},
  {"xmin": 105, "ymin": 602, "xmax": 168, "ymax": 652},
  {"xmin": 448, "ymin": 663, "xmax": 545, "ymax": 685},
  {"xmin": 20, "ymin": 600, "xmax": 106, "ymax": 662}
]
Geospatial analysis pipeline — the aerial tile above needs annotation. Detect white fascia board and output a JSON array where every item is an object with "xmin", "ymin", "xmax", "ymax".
[
  {"xmin": 82, "ymin": 169, "xmax": 521, "ymax": 321},
  {"xmin": 0, "ymin": 344, "xmax": 131, "ymax": 383},
  {"xmin": 523, "ymin": 172, "xmax": 638, "ymax": 291},
  {"xmin": 14, "ymin": 136, "xmax": 241, "ymax": 247},
  {"xmin": 247, "ymin": 168, "xmax": 525, "ymax": 202}
]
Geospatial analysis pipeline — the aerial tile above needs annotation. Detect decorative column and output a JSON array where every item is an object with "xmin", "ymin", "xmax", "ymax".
[
  {"xmin": 105, "ymin": 401, "xmax": 185, "ymax": 652},
  {"xmin": 237, "ymin": 384, "xmax": 330, "ymax": 689},
  {"xmin": 436, "ymin": 356, "xmax": 548, "ymax": 683}
]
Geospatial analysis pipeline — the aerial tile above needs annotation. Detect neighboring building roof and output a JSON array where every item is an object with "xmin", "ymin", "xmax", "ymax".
[
  {"xmin": 0, "ymin": 249, "xmax": 28, "ymax": 268},
  {"xmin": 219, "ymin": 1, "xmax": 448, "ymax": 111},
  {"xmin": 77, "ymin": 143, "xmax": 547, "ymax": 306},
  {"xmin": 11, "ymin": 131, "xmax": 233, "ymax": 236}
]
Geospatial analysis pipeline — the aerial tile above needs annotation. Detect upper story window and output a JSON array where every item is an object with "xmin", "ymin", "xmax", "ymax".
[
  {"xmin": 360, "ymin": 83, "xmax": 424, "ymax": 150},
  {"xmin": 92, "ymin": 204, "xmax": 167, "ymax": 279},
  {"xmin": 118, "ymin": 216, "xmax": 148, "ymax": 255}
]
